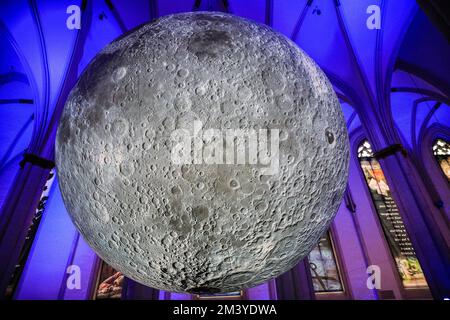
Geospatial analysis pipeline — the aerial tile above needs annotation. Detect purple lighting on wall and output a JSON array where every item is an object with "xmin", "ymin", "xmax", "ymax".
[{"xmin": 0, "ymin": 0, "xmax": 449, "ymax": 300}]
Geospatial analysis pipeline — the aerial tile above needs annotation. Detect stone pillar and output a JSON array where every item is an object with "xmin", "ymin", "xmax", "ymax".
[
  {"xmin": 275, "ymin": 258, "xmax": 315, "ymax": 300},
  {"xmin": 122, "ymin": 278, "xmax": 159, "ymax": 300}
]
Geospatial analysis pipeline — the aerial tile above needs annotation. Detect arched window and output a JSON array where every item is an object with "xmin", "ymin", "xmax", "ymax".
[
  {"xmin": 432, "ymin": 138, "xmax": 450, "ymax": 182},
  {"xmin": 357, "ymin": 140, "xmax": 427, "ymax": 288},
  {"xmin": 4, "ymin": 169, "xmax": 55, "ymax": 299},
  {"xmin": 93, "ymin": 261, "xmax": 124, "ymax": 299},
  {"xmin": 308, "ymin": 231, "xmax": 344, "ymax": 293}
]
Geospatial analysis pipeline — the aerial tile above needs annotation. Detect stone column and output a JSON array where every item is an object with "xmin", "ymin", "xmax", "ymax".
[{"xmin": 275, "ymin": 258, "xmax": 315, "ymax": 300}]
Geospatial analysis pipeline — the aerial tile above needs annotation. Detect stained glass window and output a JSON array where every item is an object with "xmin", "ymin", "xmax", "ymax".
[
  {"xmin": 4, "ymin": 169, "xmax": 55, "ymax": 299},
  {"xmin": 357, "ymin": 140, "xmax": 427, "ymax": 288},
  {"xmin": 308, "ymin": 232, "xmax": 343, "ymax": 292},
  {"xmin": 94, "ymin": 261, "xmax": 124, "ymax": 299},
  {"xmin": 432, "ymin": 138, "xmax": 450, "ymax": 182}
]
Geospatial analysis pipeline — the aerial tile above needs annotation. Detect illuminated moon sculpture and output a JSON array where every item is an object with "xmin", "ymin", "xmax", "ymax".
[{"xmin": 56, "ymin": 12, "xmax": 349, "ymax": 293}]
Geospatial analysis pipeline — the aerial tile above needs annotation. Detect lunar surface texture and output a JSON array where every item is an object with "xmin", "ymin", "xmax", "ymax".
[{"xmin": 56, "ymin": 12, "xmax": 349, "ymax": 294}]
